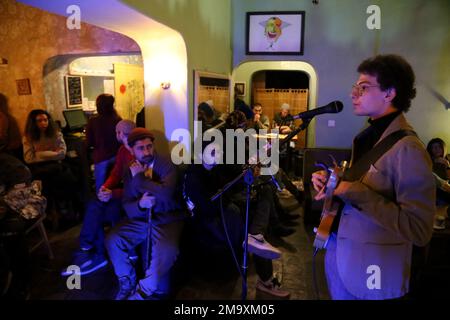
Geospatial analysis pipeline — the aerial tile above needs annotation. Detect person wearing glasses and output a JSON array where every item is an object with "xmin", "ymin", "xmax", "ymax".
[{"xmin": 311, "ymin": 54, "xmax": 435, "ymax": 299}]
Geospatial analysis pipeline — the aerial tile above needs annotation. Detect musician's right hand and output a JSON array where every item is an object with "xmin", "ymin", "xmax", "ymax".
[
  {"xmin": 139, "ymin": 192, "xmax": 156, "ymax": 209},
  {"xmin": 312, "ymin": 170, "xmax": 327, "ymax": 200}
]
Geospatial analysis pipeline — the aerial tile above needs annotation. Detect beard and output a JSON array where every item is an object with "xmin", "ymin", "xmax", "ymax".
[{"xmin": 140, "ymin": 155, "xmax": 154, "ymax": 164}]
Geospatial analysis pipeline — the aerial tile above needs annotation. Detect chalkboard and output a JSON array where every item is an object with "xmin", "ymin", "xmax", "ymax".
[{"xmin": 65, "ymin": 76, "xmax": 84, "ymax": 108}]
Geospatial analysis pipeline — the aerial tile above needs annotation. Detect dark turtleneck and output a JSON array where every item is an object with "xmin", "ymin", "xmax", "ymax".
[{"xmin": 352, "ymin": 111, "xmax": 401, "ymax": 163}]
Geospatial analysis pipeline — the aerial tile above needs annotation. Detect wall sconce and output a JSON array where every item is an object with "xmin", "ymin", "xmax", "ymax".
[{"xmin": 161, "ymin": 82, "xmax": 171, "ymax": 90}]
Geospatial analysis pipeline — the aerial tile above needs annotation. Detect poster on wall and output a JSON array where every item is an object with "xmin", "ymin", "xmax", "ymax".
[
  {"xmin": 246, "ymin": 11, "xmax": 305, "ymax": 55},
  {"xmin": 65, "ymin": 76, "xmax": 84, "ymax": 108}
]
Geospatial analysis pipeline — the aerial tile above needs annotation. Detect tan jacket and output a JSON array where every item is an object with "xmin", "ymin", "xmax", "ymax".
[{"xmin": 334, "ymin": 113, "xmax": 435, "ymax": 299}]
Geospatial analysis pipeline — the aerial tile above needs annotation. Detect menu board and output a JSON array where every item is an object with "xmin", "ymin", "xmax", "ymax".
[{"xmin": 65, "ymin": 76, "xmax": 84, "ymax": 108}]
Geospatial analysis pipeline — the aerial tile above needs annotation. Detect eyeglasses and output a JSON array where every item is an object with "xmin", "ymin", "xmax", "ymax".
[{"xmin": 351, "ymin": 84, "xmax": 380, "ymax": 97}]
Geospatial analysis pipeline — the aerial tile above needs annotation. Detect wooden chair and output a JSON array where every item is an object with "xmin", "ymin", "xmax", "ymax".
[{"xmin": 25, "ymin": 213, "xmax": 54, "ymax": 260}]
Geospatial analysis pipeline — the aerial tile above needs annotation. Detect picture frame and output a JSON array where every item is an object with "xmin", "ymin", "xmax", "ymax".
[
  {"xmin": 16, "ymin": 78, "xmax": 31, "ymax": 95},
  {"xmin": 246, "ymin": 11, "xmax": 305, "ymax": 55},
  {"xmin": 65, "ymin": 75, "xmax": 84, "ymax": 108},
  {"xmin": 234, "ymin": 82, "xmax": 246, "ymax": 96}
]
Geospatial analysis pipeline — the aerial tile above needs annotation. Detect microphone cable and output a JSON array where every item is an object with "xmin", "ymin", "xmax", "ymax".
[
  {"xmin": 312, "ymin": 247, "xmax": 321, "ymax": 300},
  {"xmin": 219, "ymin": 195, "xmax": 245, "ymax": 282}
]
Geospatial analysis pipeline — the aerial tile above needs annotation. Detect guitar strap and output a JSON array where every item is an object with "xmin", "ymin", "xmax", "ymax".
[{"xmin": 343, "ymin": 129, "xmax": 417, "ymax": 182}]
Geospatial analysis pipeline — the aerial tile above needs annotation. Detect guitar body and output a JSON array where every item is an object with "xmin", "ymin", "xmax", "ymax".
[{"xmin": 313, "ymin": 201, "xmax": 340, "ymax": 250}]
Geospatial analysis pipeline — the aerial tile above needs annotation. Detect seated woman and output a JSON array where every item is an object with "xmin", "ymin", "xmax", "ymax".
[
  {"xmin": 22, "ymin": 109, "xmax": 77, "ymax": 221},
  {"xmin": 426, "ymin": 138, "xmax": 450, "ymax": 228}
]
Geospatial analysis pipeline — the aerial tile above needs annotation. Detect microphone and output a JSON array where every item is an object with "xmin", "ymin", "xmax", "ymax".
[{"xmin": 289, "ymin": 101, "xmax": 343, "ymax": 120}]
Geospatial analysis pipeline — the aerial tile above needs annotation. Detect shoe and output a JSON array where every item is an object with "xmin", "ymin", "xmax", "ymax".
[
  {"xmin": 247, "ymin": 234, "xmax": 281, "ymax": 260},
  {"xmin": 61, "ymin": 251, "xmax": 108, "ymax": 277},
  {"xmin": 256, "ymin": 277, "xmax": 290, "ymax": 299},
  {"xmin": 433, "ymin": 216, "xmax": 446, "ymax": 230},
  {"xmin": 271, "ymin": 225, "xmax": 295, "ymax": 237},
  {"xmin": 115, "ymin": 276, "xmax": 136, "ymax": 300},
  {"xmin": 127, "ymin": 285, "xmax": 167, "ymax": 300}
]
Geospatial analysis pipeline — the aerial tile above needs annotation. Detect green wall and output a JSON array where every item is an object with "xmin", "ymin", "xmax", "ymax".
[
  {"xmin": 123, "ymin": 0, "xmax": 233, "ymax": 131},
  {"xmin": 232, "ymin": 0, "xmax": 450, "ymax": 148}
]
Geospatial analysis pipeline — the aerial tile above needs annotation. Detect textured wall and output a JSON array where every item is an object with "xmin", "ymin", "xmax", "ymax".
[{"xmin": 0, "ymin": 0, "xmax": 140, "ymax": 134}]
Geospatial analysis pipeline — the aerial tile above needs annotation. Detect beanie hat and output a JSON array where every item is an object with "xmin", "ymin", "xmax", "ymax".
[
  {"xmin": 280, "ymin": 103, "xmax": 290, "ymax": 111},
  {"xmin": 116, "ymin": 120, "xmax": 136, "ymax": 135},
  {"xmin": 127, "ymin": 127, "xmax": 155, "ymax": 147},
  {"xmin": 198, "ymin": 102, "xmax": 214, "ymax": 118}
]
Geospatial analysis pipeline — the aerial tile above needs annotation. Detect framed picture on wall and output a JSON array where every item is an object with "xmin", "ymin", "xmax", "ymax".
[
  {"xmin": 234, "ymin": 82, "xmax": 246, "ymax": 96},
  {"xmin": 246, "ymin": 11, "xmax": 305, "ymax": 55},
  {"xmin": 65, "ymin": 76, "xmax": 84, "ymax": 108},
  {"xmin": 16, "ymin": 78, "xmax": 32, "ymax": 95}
]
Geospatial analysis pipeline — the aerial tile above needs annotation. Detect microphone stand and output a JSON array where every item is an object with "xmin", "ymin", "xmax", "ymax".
[{"xmin": 210, "ymin": 118, "xmax": 312, "ymax": 300}]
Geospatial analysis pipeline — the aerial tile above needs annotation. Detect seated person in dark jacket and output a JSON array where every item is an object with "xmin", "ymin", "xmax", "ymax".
[
  {"xmin": 197, "ymin": 101, "xmax": 224, "ymax": 132},
  {"xmin": 184, "ymin": 139, "xmax": 290, "ymax": 298},
  {"xmin": 105, "ymin": 128, "xmax": 185, "ymax": 300}
]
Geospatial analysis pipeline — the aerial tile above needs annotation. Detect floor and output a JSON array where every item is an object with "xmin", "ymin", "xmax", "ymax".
[
  {"xmin": 27, "ymin": 189, "xmax": 331, "ymax": 300},
  {"xmin": 23, "ymin": 189, "xmax": 450, "ymax": 301}
]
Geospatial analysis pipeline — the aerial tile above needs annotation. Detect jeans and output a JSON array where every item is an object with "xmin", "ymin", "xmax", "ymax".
[
  {"xmin": 250, "ymin": 184, "xmax": 274, "ymax": 235},
  {"xmin": 105, "ymin": 218, "xmax": 184, "ymax": 296},
  {"xmin": 79, "ymin": 198, "xmax": 122, "ymax": 255},
  {"xmin": 94, "ymin": 157, "xmax": 116, "ymax": 193}
]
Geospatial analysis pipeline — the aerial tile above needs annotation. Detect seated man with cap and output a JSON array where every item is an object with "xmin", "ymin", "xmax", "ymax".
[
  {"xmin": 105, "ymin": 128, "xmax": 185, "ymax": 300},
  {"xmin": 61, "ymin": 120, "xmax": 136, "ymax": 277}
]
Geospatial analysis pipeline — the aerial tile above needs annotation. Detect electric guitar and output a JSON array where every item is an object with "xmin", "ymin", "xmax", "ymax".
[{"xmin": 313, "ymin": 160, "xmax": 348, "ymax": 250}]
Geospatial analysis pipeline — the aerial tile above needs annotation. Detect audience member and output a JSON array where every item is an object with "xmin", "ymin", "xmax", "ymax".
[
  {"xmin": 86, "ymin": 94, "xmax": 122, "ymax": 192},
  {"xmin": 0, "ymin": 94, "xmax": 21, "ymax": 158},
  {"xmin": 273, "ymin": 103, "xmax": 295, "ymax": 134},
  {"xmin": 22, "ymin": 109, "xmax": 77, "ymax": 217},
  {"xmin": 197, "ymin": 101, "xmax": 224, "ymax": 131},
  {"xmin": 247, "ymin": 103, "xmax": 270, "ymax": 131},
  {"xmin": 105, "ymin": 128, "xmax": 185, "ymax": 300},
  {"xmin": 0, "ymin": 153, "xmax": 33, "ymax": 299},
  {"xmin": 61, "ymin": 120, "xmax": 136, "ymax": 276}
]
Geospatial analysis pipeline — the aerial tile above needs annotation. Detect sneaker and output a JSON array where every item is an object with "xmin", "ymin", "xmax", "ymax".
[
  {"xmin": 115, "ymin": 276, "xmax": 136, "ymax": 300},
  {"xmin": 247, "ymin": 234, "xmax": 281, "ymax": 260},
  {"xmin": 256, "ymin": 277, "xmax": 290, "ymax": 299},
  {"xmin": 433, "ymin": 216, "xmax": 446, "ymax": 230},
  {"xmin": 61, "ymin": 251, "xmax": 108, "ymax": 277}
]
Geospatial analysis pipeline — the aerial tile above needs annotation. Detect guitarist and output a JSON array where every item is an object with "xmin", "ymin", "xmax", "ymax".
[{"xmin": 311, "ymin": 54, "xmax": 435, "ymax": 300}]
